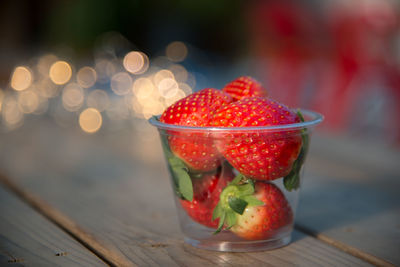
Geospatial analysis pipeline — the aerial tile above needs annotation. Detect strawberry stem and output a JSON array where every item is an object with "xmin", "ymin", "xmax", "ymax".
[{"xmin": 212, "ymin": 174, "xmax": 264, "ymax": 234}]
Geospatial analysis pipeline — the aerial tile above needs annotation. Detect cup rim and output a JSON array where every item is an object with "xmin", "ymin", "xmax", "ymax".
[{"xmin": 149, "ymin": 109, "xmax": 323, "ymax": 132}]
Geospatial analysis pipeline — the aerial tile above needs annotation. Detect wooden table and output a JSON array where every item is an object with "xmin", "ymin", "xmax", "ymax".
[{"xmin": 0, "ymin": 119, "xmax": 399, "ymax": 266}]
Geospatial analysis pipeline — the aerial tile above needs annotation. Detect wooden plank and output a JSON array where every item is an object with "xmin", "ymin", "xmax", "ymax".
[
  {"xmin": 0, "ymin": 185, "xmax": 106, "ymax": 266},
  {"xmin": 0, "ymin": 173, "xmax": 136, "ymax": 267},
  {"xmin": 296, "ymin": 134, "xmax": 400, "ymax": 266},
  {"xmin": 0, "ymin": 173, "xmax": 371, "ymax": 267},
  {"xmin": 295, "ymin": 225, "xmax": 396, "ymax": 267},
  {"xmin": 0, "ymin": 120, "xmax": 372, "ymax": 266}
]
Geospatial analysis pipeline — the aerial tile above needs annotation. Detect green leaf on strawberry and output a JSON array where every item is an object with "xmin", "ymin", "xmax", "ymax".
[
  {"xmin": 180, "ymin": 165, "xmax": 235, "ymax": 229},
  {"xmin": 228, "ymin": 197, "xmax": 248, "ymax": 214},
  {"xmin": 283, "ymin": 110, "xmax": 309, "ymax": 191},
  {"xmin": 230, "ymin": 182, "xmax": 293, "ymax": 240},
  {"xmin": 229, "ymin": 173, "xmax": 246, "ymax": 185},
  {"xmin": 242, "ymin": 195, "xmax": 264, "ymax": 206},
  {"xmin": 225, "ymin": 211, "xmax": 237, "ymax": 230},
  {"xmin": 212, "ymin": 174, "xmax": 264, "ymax": 234},
  {"xmin": 160, "ymin": 131, "xmax": 193, "ymax": 201},
  {"xmin": 169, "ymin": 158, "xmax": 193, "ymax": 202}
]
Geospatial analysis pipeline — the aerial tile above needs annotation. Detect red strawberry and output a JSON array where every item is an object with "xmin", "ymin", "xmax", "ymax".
[
  {"xmin": 210, "ymin": 97, "xmax": 302, "ymax": 180},
  {"xmin": 180, "ymin": 166, "xmax": 235, "ymax": 228},
  {"xmin": 222, "ymin": 76, "xmax": 268, "ymax": 101},
  {"xmin": 160, "ymin": 88, "xmax": 232, "ymax": 127},
  {"xmin": 212, "ymin": 177, "xmax": 293, "ymax": 240},
  {"xmin": 160, "ymin": 88, "xmax": 232, "ymax": 171},
  {"xmin": 231, "ymin": 182, "xmax": 293, "ymax": 240}
]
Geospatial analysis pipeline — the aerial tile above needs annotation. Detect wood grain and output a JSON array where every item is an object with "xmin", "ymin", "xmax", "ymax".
[
  {"xmin": 296, "ymin": 134, "xmax": 400, "ymax": 266},
  {"xmin": 296, "ymin": 224, "xmax": 396, "ymax": 267},
  {"xmin": 0, "ymin": 120, "xmax": 373, "ymax": 266},
  {"xmin": 0, "ymin": 173, "xmax": 135, "ymax": 267},
  {"xmin": 0, "ymin": 173, "xmax": 371, "ymax": 267},
  {"xmin": 0, "ymin": 185, "xmax": 106, "ymax": 266}
]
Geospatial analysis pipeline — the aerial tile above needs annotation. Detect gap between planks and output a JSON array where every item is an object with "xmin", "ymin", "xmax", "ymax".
[
  {"xmin": 0, "ymin": 172, "xmax": 393, "ymax": 267},
  {"xmin": 294, "ymin": 224, "xmax": 395, "ymax": 267},
  {"xmin": 0, "ymin": 173, "xmax": 135, "ymax": 267}
]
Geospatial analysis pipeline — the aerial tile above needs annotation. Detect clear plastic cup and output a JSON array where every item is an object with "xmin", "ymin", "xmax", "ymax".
[{"xmin": 149, "ymin": 109, "xmax": 323, "ymax": 252}]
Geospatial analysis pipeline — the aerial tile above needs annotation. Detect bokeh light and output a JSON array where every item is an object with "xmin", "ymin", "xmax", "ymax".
[
  {"xmin": 158, "ymin": 78, "xmax": 179, "ymax": 98},
  {"xmin": 131, "ymin": 87, "xmax": 165, "ymax": 119},
  {"xmin": 2, "ymin": 96, "xmax": 24, "ymax": 128},
  {"xmin": 49, "ymin": 61, "xmax": 72, "ymax": 85},
  {"xmin": 18, "ymin": 90, "xmax": 39, "ymax": 114},
  {"xmin": 123, "ymin": 51, "xmax": 149, "ymax": 74},
  {"xmin": 95, "ymin": 59, "xmax": 111, "ymax": 83},
  {"xmin": 185, "ymin": 72, "xmax": 196, "ymax": 89},
  {"xmin": 111, "ymin": 72, "xmax": 133, "ymax": 96},
  {"xmin": 166, "ymin": 41, "xmax": 188, "ymax": 62},
  {"xmin": 37, "ymin": 54, "xmax": 58, "ymax": 77},
  {"xmin": 62, "ymin": 83, "xmax": 84, "ymax": 111},
  {"xmin": 178, "ymin": 83, "xmax": 192, "ymax": 96},
  {"xmin": 79, "ymin": 108, "xmax": 102, "ymax": 133},
  {"xmin": 11, "ymin": 66, "xmax": 33, "ymax": 91},
  {"xmin": 130, "ymin": 96, "xmax": 144, "ymax": 117},
  {"xmin": 169, "ymin": 64, "xmax": 188, "ymax": 83},
  {"xmin": 87, "ymin": 89, "xmax": 110, "ymax": 112},
  {"xmin": 77, "ymin": 67, "xmax": 97, "ymax": 88},
  {"xmin": 106, "ymin": 60, "xmax": 118, "ymax": 77},
  {"xmin": 141, "ymin": 100, "xmax": 165, "ymax": 119},
  {"xmin": 36, "ymin": 79, "xmax": 60, "ymax": 98},
  {"xmin": 152, "ymin": 56, "xmax": 171, "ymax": 69},
  {"xmin": 32, "ymin": 97, "xmax": 49, "ymax": 115},
  {"xmin": 0, "ymin": 32, "xmax": 200, "ymax": 134},
  {"xmin": 153, "ymin": 69, "xmax": 174, "ymax": 87},
  {"xmin": 164, "ymin": 89, "xmax": 186, "ymax": 106},
  {"xmin": 132, "ymin": 78, "xmax": 155, "ymax": 100}
]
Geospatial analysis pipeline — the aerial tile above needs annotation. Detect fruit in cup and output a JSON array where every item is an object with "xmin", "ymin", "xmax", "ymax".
[
  {"xmin": 179, "ymin": 166, "xmax": 235, "ymax": 228},
  {"xmin": 210, "ymin": 97, "xmax": 302, "ymax": 180},
  {"xmin": 213, "ymin": 176, "xmax": 293, "ymax": 240},
  {"xmin": 222, "ymin": 76, "xmax": 268, "ymax": 101},
  {"xmin": 157, "ymin": 76, "xmax": 306, "ymax": 240},
  {"xmin": 160, "ymin": 88, "xmax": 232, "ymax": 171},
  {"xmin": 232, "ymin": 183, "xmax": 293, "ymax": 240}
]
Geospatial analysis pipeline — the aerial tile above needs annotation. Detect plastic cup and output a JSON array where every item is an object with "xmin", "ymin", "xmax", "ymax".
[{"xmin": 149, "ymin": 109, "xmax": 323, "ymax": 252}]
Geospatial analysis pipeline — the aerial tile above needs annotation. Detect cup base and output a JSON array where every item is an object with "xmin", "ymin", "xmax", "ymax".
[{"xmin": 184, "ymin": 235, "xmax": 291, "ymax": 252}]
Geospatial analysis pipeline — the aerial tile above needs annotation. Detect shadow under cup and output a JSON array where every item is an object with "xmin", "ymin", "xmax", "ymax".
[{"xmin": 149, "ymin": 110, "xmax": 323, "ymax": 252}]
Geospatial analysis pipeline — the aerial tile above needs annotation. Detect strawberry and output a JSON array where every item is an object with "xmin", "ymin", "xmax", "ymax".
[
  {"xmin": 210, "ymin": 97, "xmax": 302, "ymax": 180},
  {"xmin": 222, "ymin": 76, "xmax": 268, "ymax": 101},
  {"xmin": 212, "ymin": 176, "xmax": 293, "ymax": 240},
  {"xmin": 160, "ymin": 88, "xmax": 232, "ymax": 127},
  {"xmin": 179, "ymin": 166, "xmax": 235, "ymax": 228},
  {"xmin": 231, "ymin": 182, "xmax": 293, "ymax": 240},
  {"xmin": 160, "ymin": 88, "xmax": 232, "ymax": 171}
]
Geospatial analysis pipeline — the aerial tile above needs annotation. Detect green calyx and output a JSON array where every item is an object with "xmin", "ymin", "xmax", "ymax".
[
  {"xmin": 168, "ymin": 156, "xmax": 193, "ymax": 201},
  {"xmin": 212, "ymin": 174, "xmax": 264, "ymax": 234},
  {"xmin": 160, "ymin": 133, "xmax": 193, "ymax": 201},
  {"xmin": 283, "ymin": 110, "xmax": 309, "ymax": 191}
]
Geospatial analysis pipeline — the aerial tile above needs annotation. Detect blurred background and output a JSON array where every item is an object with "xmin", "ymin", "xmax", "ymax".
[{"xmin": 0, "ymin": 0, "xmax": 399, "ymax": 146}]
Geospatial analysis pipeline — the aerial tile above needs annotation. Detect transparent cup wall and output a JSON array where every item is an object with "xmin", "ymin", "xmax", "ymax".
[{"xmin": 150, "ymin": 110, "xmax": 322, "ymax": 252}]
